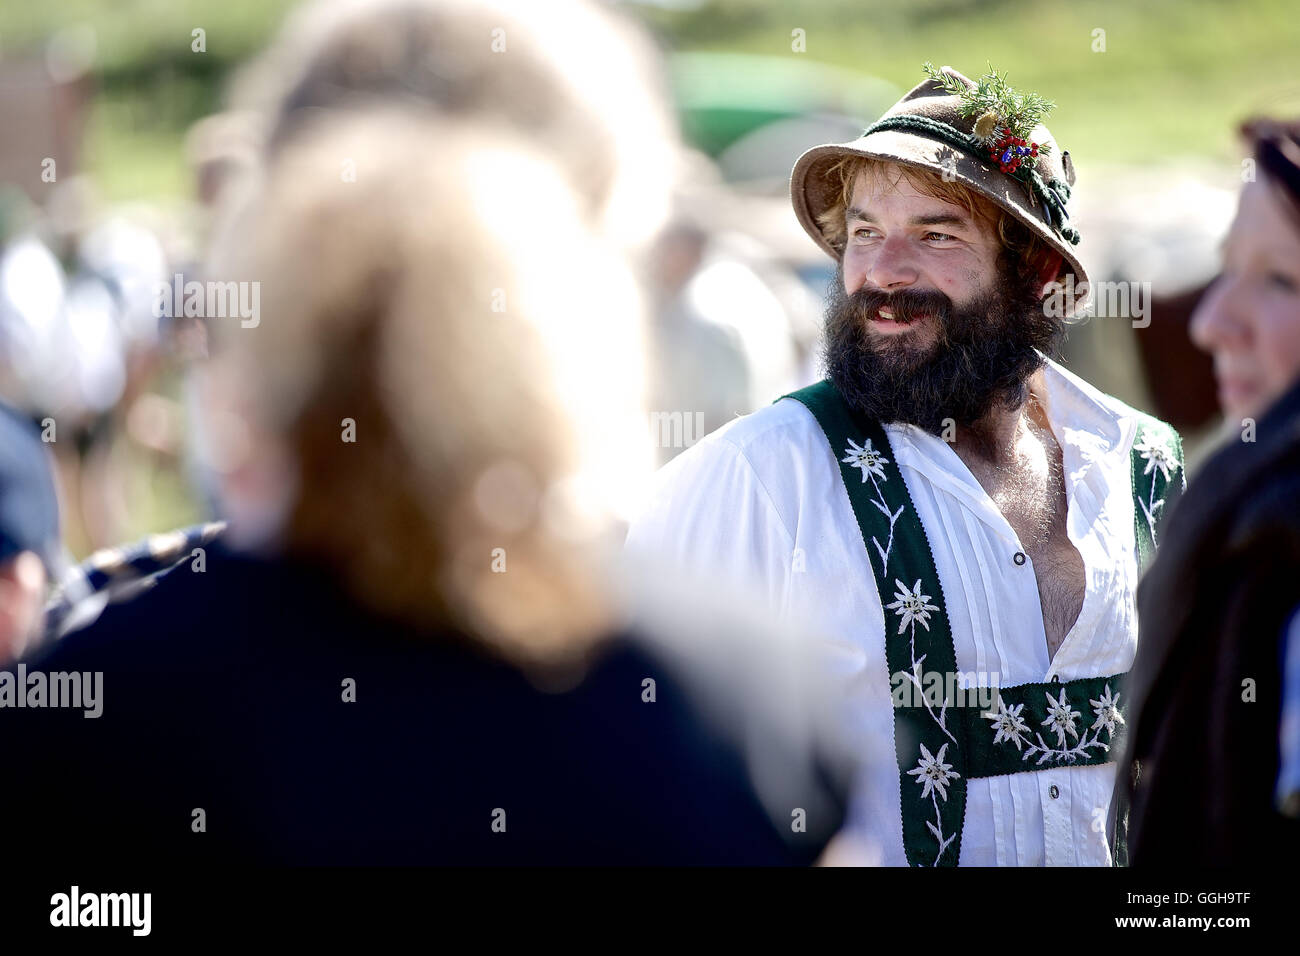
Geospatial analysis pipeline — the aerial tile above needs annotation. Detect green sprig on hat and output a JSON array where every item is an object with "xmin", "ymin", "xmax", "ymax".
[{"xmin": 922, "ymin": 61, "xmax": 1054, "ymax": 153}]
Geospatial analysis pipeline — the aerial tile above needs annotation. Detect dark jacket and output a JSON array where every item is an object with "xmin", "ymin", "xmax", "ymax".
[
  {"xmin": 1, "ymin": 543, "xmax": 842, "ymax": 865},
  {"xmin": 1119, "ymin": 376, "xmax": 1300, "ymax": 865}
]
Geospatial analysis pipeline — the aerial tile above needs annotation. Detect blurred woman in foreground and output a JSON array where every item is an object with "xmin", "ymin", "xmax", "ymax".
[
  {"xmin": 1, "ymin": 0, "xmax": 848, "ymax": 865},
  {"xmin": 1119, "ymin": 118, "xmax": 1300, "ymax": 864}
]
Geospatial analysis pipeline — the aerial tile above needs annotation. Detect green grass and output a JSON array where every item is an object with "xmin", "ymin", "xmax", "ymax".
[
  {"xmin": 0, "ymin": 0, "xmax": 297, "ymax": 72},
  {"xmin": 648, "ymin": 0, "xmax": 1300, "ymax": 163},
  {"xmin": 5, "ymin": 0, "xmax": 1296, "ymax": 201},
  {"xmin": 1, "ymin": 0, "xmax": 298, "ymax": 202}
]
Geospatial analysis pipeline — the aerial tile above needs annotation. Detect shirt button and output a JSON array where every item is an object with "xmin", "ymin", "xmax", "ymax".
[
  {"xmin": 1049, "ymin": 785, "xmax": 1060, "ymax": 799},
  {"xmin": 1013, "ymin": 551, "xmax": 1027, "ymax": 566}
]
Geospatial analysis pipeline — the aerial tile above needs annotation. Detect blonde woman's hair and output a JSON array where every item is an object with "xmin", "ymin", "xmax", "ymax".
[
  {"xmin": 229, "ymin": 0, "xmax": 679, "ymax": 254},
  {"xmin": 205, "ymin": 109, "xmax": 650, "ymax": 671}
]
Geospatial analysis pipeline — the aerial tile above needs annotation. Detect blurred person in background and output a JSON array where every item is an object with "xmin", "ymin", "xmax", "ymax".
[
  {"xmin": 0, "ymin": 179, "xmax": 221, "ymax": 648},
  {"xmin": 1117, "ymin": 117, "xmax": 1300, "ymax": 865},
  {"xmin": 1, "ymin": 0, "xmax": 849, "ymax": 865},
  {"xmin": 0, "ymin": 174, "xmax": 200, "ymax": 556},
  {"xmin": 644, "ymin": 218, "xmax": 752, "ymax": 466},
  {"xmin": 643, "ymin": 209, "xmax": 810, "ymax": 456},
  {"xmin": 628, "ymin": 64, "xmax": 1188, "ymax": 867},
  {"xmin": 0, "ymin": 402, "xmax": 61, "ymax": 664}
]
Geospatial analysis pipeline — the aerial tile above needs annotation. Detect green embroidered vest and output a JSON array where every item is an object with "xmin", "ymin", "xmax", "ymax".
[{"xmin": 781, "ymin": 379, "xmax": 1184, "ymax": 867}]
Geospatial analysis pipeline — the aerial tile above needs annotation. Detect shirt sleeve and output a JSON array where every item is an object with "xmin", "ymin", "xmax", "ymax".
[{"xmin": 625, "ymin": 434, "xmax": 796, "ymax": 618}]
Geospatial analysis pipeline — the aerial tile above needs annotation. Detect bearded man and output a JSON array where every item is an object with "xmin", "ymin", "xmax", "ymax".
[{"xmin": 627, "ymin": 65, "xmax": 1186, "ymax": 866}]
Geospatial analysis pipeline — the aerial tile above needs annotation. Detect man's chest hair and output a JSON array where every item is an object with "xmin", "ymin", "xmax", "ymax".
[
  {"xmin": 964, "ymin": 428, "xmax": 1087, "ymax": 652},
  {"xmin": 963, "ymin": 425, "xmax": 1066, "ymax": 551}
]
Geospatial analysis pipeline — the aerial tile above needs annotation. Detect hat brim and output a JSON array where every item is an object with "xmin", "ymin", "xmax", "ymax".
[{"xmin": 790, "ymin": 128, "xmax": 1090, "ymax": 301}]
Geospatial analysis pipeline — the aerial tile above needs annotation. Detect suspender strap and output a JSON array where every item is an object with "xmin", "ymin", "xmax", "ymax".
[
  {"xmin": 1131, "ymin": 417, "xmax": 1187, "ymax": 570},
  {"xmin": 784, "ymin": 380, "xmax": 966, "ymax": 866}
]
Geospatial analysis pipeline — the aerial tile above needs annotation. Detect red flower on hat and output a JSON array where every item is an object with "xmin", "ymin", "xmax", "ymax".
[{"xmin": 989, "ymin": 132, "xmax": 1040, "ymax": 176}]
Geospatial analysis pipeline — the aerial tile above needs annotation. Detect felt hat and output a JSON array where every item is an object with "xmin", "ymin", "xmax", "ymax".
[{"xmin": 790, "ymin": 64, "xmax": 1088, "ymax": 296}]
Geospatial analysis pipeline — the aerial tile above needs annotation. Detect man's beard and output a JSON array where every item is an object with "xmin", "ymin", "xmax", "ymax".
[{"xmin": 822, "ymin": 259, "xmax": 1062, "ymax": 436}]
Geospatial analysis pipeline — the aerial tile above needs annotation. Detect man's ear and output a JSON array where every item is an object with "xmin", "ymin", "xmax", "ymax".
[{"xmin": 1035, "ymin": 249, "xmax": 1065, "ymax": 298}]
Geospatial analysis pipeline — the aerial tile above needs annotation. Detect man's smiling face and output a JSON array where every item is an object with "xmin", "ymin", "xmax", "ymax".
[
  {"xmin": 821, "ymin": 159, "xmax": 1065, "ymax": 434},
  {"xmin": 841, "ymin": 164, "xmax": 1004, "ymax": 356}
]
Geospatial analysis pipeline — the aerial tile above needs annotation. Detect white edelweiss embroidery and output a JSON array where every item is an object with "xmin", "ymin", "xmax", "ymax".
[
  {"xmin": 1042, "ymin": 687, "xmax": 1081, "ymax": 747},
  {"xmin": 1018, "ymin": 684, "xmax": 1118, "ymax": 765},
  {"xmin": 1135, "ymin": 430, "xmax": 1178, "ymax": 550},
  {"xmin": 842, "ymin": 437, "xmax": 889, "ymax": 483},
  {"xmin": 907, "ymin": 742, "xmax": 959, "ymax": 802},
  {"xmin": 886, "ymin": 578, "xmax": 940, "ymax": 635},
  {"xmin": 840, "ymin": 434, "xmax": 905, "ymax": 574},
  {"xmin": 1134, "ymin": 434, "xmax": 1176, "ymax": 485},
  {"xmin": 1089, "ymin": 684, "xmax": 1124, "ymax": 738},
  {"xmin": 985, "ymin": 696, "xmax": 1031, "ymax": 751}
]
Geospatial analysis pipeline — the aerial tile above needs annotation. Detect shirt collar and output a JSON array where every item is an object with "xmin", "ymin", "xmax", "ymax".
[
  {"xmin": 1035, "ymin": 353, "xmax": 1133, "ymax": 468},
  {"xmin": 883, "ymin": 354, "xmax": 1136, "ymax": 510}
]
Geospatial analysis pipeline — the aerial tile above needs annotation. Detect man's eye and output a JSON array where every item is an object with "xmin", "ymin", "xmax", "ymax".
[
  {"xmin": 924, "ymin": 232, "xmax": 955, "ymax": 243},
  {"xmin": 852, "ymin": 227, "xmax": 878, "ymax": 239},
  {"xmin": 1269, "ymin": 271, "xmax": 1298, "ymax": 292}
]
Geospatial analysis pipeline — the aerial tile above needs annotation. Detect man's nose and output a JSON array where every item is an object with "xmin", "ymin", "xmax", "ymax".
[{"xmin": 863, "ymin": 234, "xmax": 919, "ymax": 290}]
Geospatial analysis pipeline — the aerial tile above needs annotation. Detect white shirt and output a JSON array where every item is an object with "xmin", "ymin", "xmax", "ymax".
[{"xmin": 626, "ymin": 357, "xmax": 1145, "ymax": 866}]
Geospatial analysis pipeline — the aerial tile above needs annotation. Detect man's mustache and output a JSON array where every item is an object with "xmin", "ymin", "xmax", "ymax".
[{"xmin": 844, "ymin": 286, "xmax": 953, "ymax": 326}]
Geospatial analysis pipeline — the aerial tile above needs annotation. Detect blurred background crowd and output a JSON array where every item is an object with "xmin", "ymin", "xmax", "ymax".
[{"xmin": 2, "ymin": 0, "xmax": 1298, "ymax": 561}]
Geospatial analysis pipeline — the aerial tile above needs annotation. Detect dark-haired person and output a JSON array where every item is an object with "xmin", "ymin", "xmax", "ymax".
[
  {"xmin": 628, "ymin": 65, "xmax": 1187, "ymax": 866},
  {"xmin": 1117, "ymin": 118, "xmax": 1300, "ymax": 865},
  {"xmin": 0, "ymin": 402, "xmax": 61, "ymax": 664}
]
